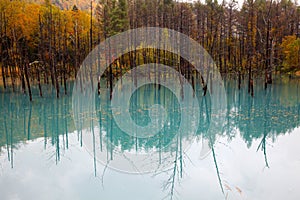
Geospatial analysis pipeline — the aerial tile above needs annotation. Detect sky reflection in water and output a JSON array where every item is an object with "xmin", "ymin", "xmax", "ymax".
[{"xmin": 0, "ymin": 78, "xmax": 300, "ymax": 200}]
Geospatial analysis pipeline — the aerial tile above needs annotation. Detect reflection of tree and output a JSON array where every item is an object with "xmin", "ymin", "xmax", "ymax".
[
  {"xmin": 257, "ymin": 85, "xmax": 271, "ymax": 168},
  {"xmin": 96, "ymin": 84, "xmax": 181, "ymax": 157},
  {"xmin": 95, "ymin": 82, "xmax": 226, "ymax": 199},
  {"xmin": 3, "ymin": 82, "xmax": 299, "ymax": 155},
  {"xmin": 91, "ymin": 78, "xmax": 300, "ymax": 199},
  {"xmin": 4, "ymin": 96, "xmax": 13, "ymax": 168},
  {"xmin": 224, "ymin": 78, "xmax": 300, "ymax": 147},
  {"xmin": 0, "ymin": 85, "xmax": 75, "ymax": 166},
  {"xmin": 161, "ymin": 134, "xmax": 181, "ymax": 200},
  {"xmin": 211, "ymin": 143, "xmax": 224, "ymax": 194},
  {"xmin": 1, "ymin": 78, "xmax": 300, "ymax": 197},
  {"xmin": 201, "ymin": 89, "xmax": 224, "ymax": 195}
]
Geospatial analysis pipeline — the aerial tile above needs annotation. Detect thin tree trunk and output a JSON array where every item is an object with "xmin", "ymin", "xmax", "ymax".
[
  {"xmin": 9, "ymin": 65, "xmax": 15, "ymax": 92},
  {"xmin": 36, "ymin": 64, "xmax": 43, "ymax": 97},
  {"xmin": 24, "ymin": 61, "xmax": 32, "ymax": 101},
  {"xmin": 1, "ymin": 64, "xmax": 6, "ymax": 90}
]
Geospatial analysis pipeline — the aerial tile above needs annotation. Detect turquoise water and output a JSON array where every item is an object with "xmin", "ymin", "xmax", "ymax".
[{"xmin": 0, "ymin": 78, "xmax": 300, "ymax": 200}]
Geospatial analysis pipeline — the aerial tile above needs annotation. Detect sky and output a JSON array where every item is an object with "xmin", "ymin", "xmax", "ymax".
[
  {"xmin": 1, "ymin": 127, "xmax": 300, "ymax": 199},
  {"xmin": 179, "ymin": 0, "xmax": 244, "ymax": 9},
  {"xmin": 181, "ymin": 0, "xmax": 299, "ymax": 9}
]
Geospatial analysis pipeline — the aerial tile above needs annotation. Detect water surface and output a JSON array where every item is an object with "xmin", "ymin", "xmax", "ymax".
[{"xmin": 0, "ymin": 78, "xmax": 300, "ymax": 200}]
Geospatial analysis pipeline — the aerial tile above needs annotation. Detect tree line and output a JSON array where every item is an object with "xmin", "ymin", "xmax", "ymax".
[{"xmin": 0, "ymin": 0, "xmax": 300, "ymax": 100}]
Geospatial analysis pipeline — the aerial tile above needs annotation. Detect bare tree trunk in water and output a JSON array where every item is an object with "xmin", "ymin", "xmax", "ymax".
[
  {"xmin": 0, "ymin": 26, "xmax": 6, "ymax": 89},
  {"xmin": 97, "ymin": 76, "xmax": 101, "ymax": 95},
  {"xmin": 49, "ymin": 5, "xmax": 55, "ymax": 87},
  {"xmin": 0, "ymin": 12, "xmax": 5, "ymax": 89},
  {"xmin": 238, "ymin": 69, "xmax": 241, "ymax": 90},
  {"xmin": 24, "ymin": 60, "xmax": 32, "ymax": 101},
  {"xmin": 201, "ymin": 75, "xmax": 208, "ymax": 96},
  {"xmin": 248, "ymin": 0, "xmax": 254, "ymax": 97},
  {"xmin": 51, "ymin": 12, "xmax": 59, "ymax": 99},
  {"xmin": 108, "ymin": 41, "xmax": 113, "ymax": 100},
  {"xmin": 248, "ymin": 59, "xmax": 254, "ymax": 97},
  {"xmin": 97, "ymin": 22, "xmax": 101, "ymax": 95},
  {"xmin": 63, "ymin": 22, "xmax": 67, "ymax": 95},
  {"xmin": 192, "ymin": 71, "xmax": 195, "ymax": 97},
  {"xmin": 36, "ymin": 63, "xmax": 43, "ymax": 97},
  {"xmin": 9, "ymin": 65, "xmax": 15, "ymax": 92},
  {"xmin": 238, "ymin": 37, "xmax": 242, "ymax": 90},
  {"xmin": 18, "ymin": 60, "xmax": 26, "ymax": 94},
  {"xmin": 265, "ymin": 0, "xmax": 273, "ymax": 89},
  {"xmin": 250, "ymin": 79, "xmax": 254, "ymax": 97}
]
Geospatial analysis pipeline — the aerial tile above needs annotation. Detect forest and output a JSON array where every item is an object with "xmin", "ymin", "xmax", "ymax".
[{"xmin": 0, "ymin": 0, "xmax": 300, "ymax": 100}]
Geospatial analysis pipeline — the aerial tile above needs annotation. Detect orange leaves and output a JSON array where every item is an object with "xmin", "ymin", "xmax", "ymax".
[
  {"xmin": 1, "ymin": 1, "xmax": 91, "ymax": 41},
  {"xmin": 21, "ymin": 4, "xmax": 41, "ymax": 39},
  {"xmin": 280, "ymin": 35, "xmax": 300, "ymax": 70},
  {"xmin": 2, "ymin": 1, "xmax": 41, "ymax": 40}
]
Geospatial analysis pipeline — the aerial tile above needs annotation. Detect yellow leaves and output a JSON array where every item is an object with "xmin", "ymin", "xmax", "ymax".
[
  {"xmin": 4, "ymin": 1, "xmax": 25, "ymax": 32},
  {"xmin": 64, "ymin": 8, "xmax": 91, "ymax": 36},
  {"xmin": 280, "ymin": 35, "xmax": 300, "ymax": 70},
  {"xmin": 2, "ymin": 1, "xmax": 41, "ymax": 40},
  {"xmin": 21, "ymin": 4, "xmax": 41, "ymax": 39},
  {"xmin": 2, "ymin": 1, "xmax": 92, "ymax": 44},
  {"xmin": 281, "ymin": 35, "xmax": 298, "ymax": 49},
  {"xmin": 76, "ymin": 10, "xmax": 91, "ymax": 35}
]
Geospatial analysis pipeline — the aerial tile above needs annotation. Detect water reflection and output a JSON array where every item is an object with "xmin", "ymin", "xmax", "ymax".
[
  {"xmin": 0, "ymin": 77, "xmax": 300, "ymax": 199},
  {"xmin": 0, "ymin": 88, "xmax": 75, "ymax": 165},
  {"xmin": 224, "ymin": 78, "xmax": 300, "ymax": 168}
]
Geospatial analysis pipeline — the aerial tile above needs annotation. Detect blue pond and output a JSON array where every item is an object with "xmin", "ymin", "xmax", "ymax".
[{"xmin": 0, "ymin": 77, "xmax": 300, "ymax": 200}]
